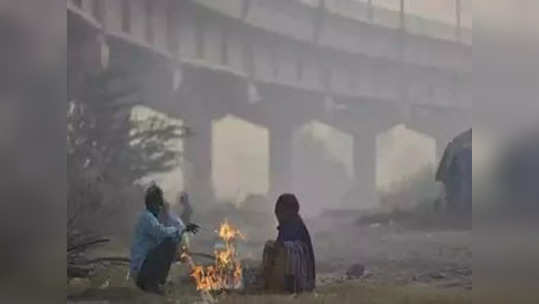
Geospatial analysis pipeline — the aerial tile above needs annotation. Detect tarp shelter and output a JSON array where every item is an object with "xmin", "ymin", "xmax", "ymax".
[{"xmin": 436, "ymin": 129, "xmax": 472, "ymax": 214}]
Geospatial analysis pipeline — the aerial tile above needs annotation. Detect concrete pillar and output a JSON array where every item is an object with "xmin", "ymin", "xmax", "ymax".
[
  {"xmin": 68, "ymin": 24, "xmax": 108, "ymax": 100},
  {"xmin": 353, "ymin": 130, "xmax": 378, "ymax": 207},
  {"xmin": 183, "ymin": 115, "xmax": 214, "ymax": 200},
  {"xmin": 268, "ymin": 122, "xmax": 295, "ymax": 198},
  {"xmin": 180, "ymin": 71, "xmax": 216, "ymax": 201}
]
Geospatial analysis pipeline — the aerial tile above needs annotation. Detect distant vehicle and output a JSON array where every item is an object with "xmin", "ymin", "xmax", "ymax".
[{"xmin": 435, "ymin": 129, "xmax": 472, "ymax": 216}]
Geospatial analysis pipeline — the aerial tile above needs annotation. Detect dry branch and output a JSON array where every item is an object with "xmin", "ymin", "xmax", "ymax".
[{"xmin": 68, "ymin": 238, "xmax": 110, "ymax": 253}]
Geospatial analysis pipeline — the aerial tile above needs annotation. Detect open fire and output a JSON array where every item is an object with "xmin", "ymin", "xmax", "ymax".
[{"xmin": 182, "ymin": 219, "xmax": 245, "ymax": 292}]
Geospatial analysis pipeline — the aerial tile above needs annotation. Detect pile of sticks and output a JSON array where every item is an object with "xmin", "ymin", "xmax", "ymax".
[
  {"xmin": 67, "ymin": 230, "xmax": 215, "ymax": 279},
  {"xmin": 67, "ymin": 231, "xmax": 130, "ymax": 278}
]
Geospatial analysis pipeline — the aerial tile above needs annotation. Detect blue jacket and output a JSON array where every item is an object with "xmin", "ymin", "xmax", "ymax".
[{"xmin": 129, "ymin": 210, "xmax": 182, "ymax": 274}]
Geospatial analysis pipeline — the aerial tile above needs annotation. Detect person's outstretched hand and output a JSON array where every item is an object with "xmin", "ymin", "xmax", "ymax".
[{"xmin": 185, "ymin": 223, "xmax": 200, "ymax": 234}]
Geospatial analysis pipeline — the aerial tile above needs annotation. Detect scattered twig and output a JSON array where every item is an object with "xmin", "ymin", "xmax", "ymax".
[
  {"xmin": 68, "ymin": 238, "xmax": 110, "ymax": 253},
  {"xmin": 77, "ymin": 256, "xmax": 131, "ymax": 265}
]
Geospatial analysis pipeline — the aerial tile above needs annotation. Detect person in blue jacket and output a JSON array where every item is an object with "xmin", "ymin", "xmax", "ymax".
[{"xmin": 130, "ymin": 184, "xmax": 199, "ymax": 295}]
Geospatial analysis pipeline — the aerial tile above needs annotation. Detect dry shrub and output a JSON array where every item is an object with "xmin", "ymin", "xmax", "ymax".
[{"xmin": 378, "ymin": 166, "xmax": 442, "ymax": 214}]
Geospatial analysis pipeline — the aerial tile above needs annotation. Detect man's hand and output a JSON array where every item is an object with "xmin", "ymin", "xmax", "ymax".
[{"xmin": 185, "ymin": 223, "xmax": 200, "ymax": 234}]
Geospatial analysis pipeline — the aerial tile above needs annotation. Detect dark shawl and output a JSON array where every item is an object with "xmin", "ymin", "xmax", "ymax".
[{"xmin": 277, "ymin": 215, "xmax": 316, "ymax": 286}]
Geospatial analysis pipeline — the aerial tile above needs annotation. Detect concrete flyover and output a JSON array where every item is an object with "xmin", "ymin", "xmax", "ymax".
[{"xmin": 68, "ymin": 0, "xmax": 472, "ymax": 206}]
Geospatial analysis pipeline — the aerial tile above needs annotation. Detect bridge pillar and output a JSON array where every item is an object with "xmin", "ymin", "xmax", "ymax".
[
  {"xmin": 68, "ymin": 18, "xmax": 108, "ymax": 100},
  {"xmin": 268, "ymin": 122, "xmax": 296, "ymax": 199},
  {"xmin": 353, "ymin": 130, "xmax": 378, "ymax": 208},
  {"xmin": 182, "ymin": 114, "xmax": 214, "ymax": 202},
  {"xmin": 179, "ymin": 69, "xmax": 219, "ymax": 202}
]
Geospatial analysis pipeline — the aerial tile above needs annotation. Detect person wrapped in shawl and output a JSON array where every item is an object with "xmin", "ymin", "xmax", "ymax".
[{"xmin": 263, "ymin": 193, "xmax": 315, "ymax": 293}]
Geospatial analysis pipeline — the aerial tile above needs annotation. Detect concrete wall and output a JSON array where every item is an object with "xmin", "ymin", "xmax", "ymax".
[
  {"xmin": 247, "ymin": 0, "xmax": 315, "ymax": 42},
  {"xmin": 81, "ymin": 0, "xmax": 93, "ymax": 12},
  {"xmin": 130, "ymin": 0, "xmax": 148, "ymax": 43},
  {"xmin": 177, "ymin": 6, "xmax": 197, "ymax": 59},
  {"xmin": 68, "ymin": 0, "xmax": 471, "ymax": 109},
  {"xmin": 275, "ymin": 42, "xmax": 297, "ymax": 85},
  {"xmin": 252, "ymin": 34, "xmax": 275, "ymax": 83},
  {"xmin": 227, "ymin": 23, "xmax": 247, "ymax": 74},
  {"xmin": 325, "ymin": 0, "xmax": 372, "ymax": 24},
  {"xmin": 151, "ymin": 0, "xmax": 168, "ymax": 51},
  {"xmin": 300, "ymin": 49, "xmax": 320, "ymax": 91},
  {"xmin": 103, "ymin": 0, "xmax": 122, "ymax": 34},
  {"xmin": 372, "ymin": 5, "xmax": 401, "ymax": 29},
  {"xmin": 203, "ymin": 15, "xmax": 224, "ymax": 66},
  {"xmin": 194, "ymin": 0, "xmax": 244, "ymax": 19}
]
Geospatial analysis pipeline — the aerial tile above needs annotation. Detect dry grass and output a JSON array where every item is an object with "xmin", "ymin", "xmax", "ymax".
[
  {"xmin": 69, "ymin": 282, "xmax": 471, "ymax": 304},
  {"xmin": 69, "ymin": 266, "xmax": 471, "ymax": 304},
  {"xmin": 220, "ymin": 282, "xmax": 470, "ymax": 304}
]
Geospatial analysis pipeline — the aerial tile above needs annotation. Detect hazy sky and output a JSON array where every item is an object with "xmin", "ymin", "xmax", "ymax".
[
  {"xmin": 132, "ymin": 107, "xmax": 438, "ymax": 207},
  {"xmin": 296, "ymin": 121, "xmax": 355, "ymax": 179},
  {"xmin": 377, "ymin": 124, "xmax": 436, "ymax": 190},
  {"xmin": 212, "ymin": 115, "xmax": 269, "ymax": 203}
]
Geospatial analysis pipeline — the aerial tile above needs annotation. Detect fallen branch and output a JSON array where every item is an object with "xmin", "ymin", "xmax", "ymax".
[
  {"xmin": 76, "ymin": 256, "xmax": 131, "ymax": 265},
  {"xmin": 67, "ymin": 264, "xmax": 94, "ymax": 278},
  {"xmin": 71, "ymin": 251, "xmax": 214, "ymax": 267}
]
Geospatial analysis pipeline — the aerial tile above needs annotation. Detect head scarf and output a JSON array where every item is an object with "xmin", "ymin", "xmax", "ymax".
[
  {"xmin": 145, "ymin": 183, "xmax": 164, "ymax": 217},
  {"xmin": 275, "ymin": 193, "xmax": 300, "ymax": 223}
]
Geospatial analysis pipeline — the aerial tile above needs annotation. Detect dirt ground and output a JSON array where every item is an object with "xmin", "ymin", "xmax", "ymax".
[
  {"xmin": 309, "ymin": 215, "xmax": 472, "ymax": 289},
  {"xmin": 67, "ymin": 214, "xmax": 472, "ymax": 303}
]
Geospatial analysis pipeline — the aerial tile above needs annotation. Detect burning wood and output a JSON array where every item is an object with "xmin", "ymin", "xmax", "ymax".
[{"xmin": 182, "ymin": 219, "xmax": 245, "ymax": 293}]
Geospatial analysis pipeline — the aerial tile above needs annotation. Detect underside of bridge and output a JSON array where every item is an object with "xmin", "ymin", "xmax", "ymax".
[{"xmin": 68, "ymin": 0, "xmax": 471, "ymax": 211}]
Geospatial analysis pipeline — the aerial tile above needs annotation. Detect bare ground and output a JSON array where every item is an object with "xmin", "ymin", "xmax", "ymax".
[{"xmin": 68, "ymin": 214, "xmax": 471, "ymax": 303}]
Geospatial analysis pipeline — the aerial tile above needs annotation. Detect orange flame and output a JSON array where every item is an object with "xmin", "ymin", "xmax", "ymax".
[
  {"xmin": 218, "ymin": 219, "xmax": 245, "ymax": 243},
  {"xmin": 185, "ymin": 219, "xmax": 244, "ymax": 292}
]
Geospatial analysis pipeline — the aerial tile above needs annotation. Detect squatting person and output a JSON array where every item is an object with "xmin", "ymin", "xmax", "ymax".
[{"xmin": 130, "ymin": 184, "xmax": 199, "ymax": 295}]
